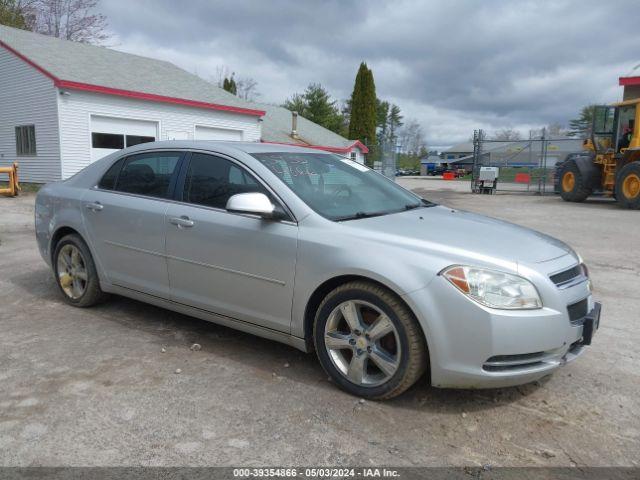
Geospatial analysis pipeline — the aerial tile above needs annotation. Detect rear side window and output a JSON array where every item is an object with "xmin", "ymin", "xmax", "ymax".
[
  {"xmin": 183, "ymin": 153, "xmax": 269, "ymax": 209},
  {"xmin": 98, "ymin": 158, "xmax": 124, "ymax": 190},
  {"xmin": 114, "ymin": 152, "xmax": 181, "ymax": 199}
]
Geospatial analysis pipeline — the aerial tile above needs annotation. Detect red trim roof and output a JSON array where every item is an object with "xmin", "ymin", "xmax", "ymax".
[
  {"xmin": 55, "ymin": 80, "xmax": 266, "ymax": 116},
  {"xmin": 619, "ymin": 76, "xmax": 640, "ymax": 86},
  {"xmin": 0, "ymin": 40, "xmax": 265, "ymax": 117},
  {"xmin": 261, "ymin": 140, "xmax": 369, "ymax": 154}
]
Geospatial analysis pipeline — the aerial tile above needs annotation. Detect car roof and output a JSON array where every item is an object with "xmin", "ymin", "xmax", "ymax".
[{"xmin": 122, "ymin": 140, "xmax": 337, "ymax": 156}]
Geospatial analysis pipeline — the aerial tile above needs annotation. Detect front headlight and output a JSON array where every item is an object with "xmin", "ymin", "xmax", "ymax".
[{"xmin": 441, "ymin": 265, "xmax": 542, "ymax": 310}]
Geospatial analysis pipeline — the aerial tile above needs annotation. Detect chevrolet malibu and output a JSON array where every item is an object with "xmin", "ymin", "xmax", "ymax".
[{"xmin": 35, "ymin": 141, "xmax": 601, "ymax": 399}]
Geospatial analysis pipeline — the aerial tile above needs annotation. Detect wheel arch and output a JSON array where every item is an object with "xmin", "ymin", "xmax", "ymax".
[
  {"xmin": 302, "ymin": 274, "xmax": 430, "ymax": 361},
  {"xmin": 572, "ymin": 154, "xmax": 600, "ymax": 181},
  {"xmin": 49, "ymin": 226, "xmax": 83, "ymax": 263}
]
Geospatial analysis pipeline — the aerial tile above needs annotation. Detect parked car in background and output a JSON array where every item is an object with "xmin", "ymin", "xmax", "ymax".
[
  {"xmin": 428, "ymin": 165, "xmax": 447, "ymax": 176},
  {"xmin": 35, "ymin": 141, "xmax": 600, "ymax": 399}
]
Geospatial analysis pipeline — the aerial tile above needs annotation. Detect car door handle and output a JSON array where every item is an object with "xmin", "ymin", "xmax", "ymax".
[
  {"xmin": 84, "ymin": 202, "xmax": 104, "ymax": 211},
  {"xmin": 169, "ymin": 216, "xmax": 195, "ymax": 228}
]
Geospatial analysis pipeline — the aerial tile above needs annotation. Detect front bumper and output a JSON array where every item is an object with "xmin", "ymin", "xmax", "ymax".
[{"xmin": 403, "ymin": 269, "xmax": 599, "ymax": 389}]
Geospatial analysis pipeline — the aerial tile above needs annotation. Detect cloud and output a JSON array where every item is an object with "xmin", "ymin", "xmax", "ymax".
[{"xmin": 101, "ymin": 0, "xmax": 638, "ymax": 144}]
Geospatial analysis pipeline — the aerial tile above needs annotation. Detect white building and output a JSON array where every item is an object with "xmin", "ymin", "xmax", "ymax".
[
  {"xmin": 0, "ymin": 25, "xmax": 369, "ymax": 183},
  {"xmin": 0, "ymin": 25, "xmax": 265, "ymax": 183}
]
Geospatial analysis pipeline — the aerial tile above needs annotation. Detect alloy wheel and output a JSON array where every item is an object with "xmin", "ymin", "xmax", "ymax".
[
  {"xmin": 56, "ymin": 244, "xmax": 88, "ymax": 299},
  {"xmin": 323, "ymin": 300, "xmax": 401, "ymax": 387}
]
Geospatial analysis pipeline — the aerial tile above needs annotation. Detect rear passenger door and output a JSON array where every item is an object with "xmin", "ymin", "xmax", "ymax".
[
  {"xmin": 82, "ymin": 151, "xmax": 183, "ymax": 298},
  {"xmin": 165, "ymin": 152, "xmax": 298, "ymax": 333}
]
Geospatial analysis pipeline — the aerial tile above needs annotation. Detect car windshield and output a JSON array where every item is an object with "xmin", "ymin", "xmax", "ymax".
[{"xmin": 251, "ymin": 152, "xmax": 433, "ymax": 221}]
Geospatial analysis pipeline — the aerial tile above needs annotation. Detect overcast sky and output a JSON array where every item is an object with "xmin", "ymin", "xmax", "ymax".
[{"xmin": 102, "ymin": 0, "xmax": 639, "ymax": 146}]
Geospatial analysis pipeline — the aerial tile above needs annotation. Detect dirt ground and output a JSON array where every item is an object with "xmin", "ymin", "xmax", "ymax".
[{"xmin": 0, "ymin": 180, "xmax": 638, "ymax": 467}]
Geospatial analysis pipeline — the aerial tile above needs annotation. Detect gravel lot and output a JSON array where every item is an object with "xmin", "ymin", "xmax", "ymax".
[{"xmin": 0, "ymin": 179, "xmax": 638, "ymax": 467}]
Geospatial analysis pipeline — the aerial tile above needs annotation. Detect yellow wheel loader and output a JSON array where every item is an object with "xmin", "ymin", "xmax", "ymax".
[{"xmin": 558, "ymin": 99, "xmax": 640, "ymax": 209}]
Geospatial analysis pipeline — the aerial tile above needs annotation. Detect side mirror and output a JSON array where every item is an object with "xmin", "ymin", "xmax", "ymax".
[{"xmin": 226, "ymin": 192, "xmax": 276, "ymax": 218}]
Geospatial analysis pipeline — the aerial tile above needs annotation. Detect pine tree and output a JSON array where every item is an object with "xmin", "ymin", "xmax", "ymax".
[
  {"xmin": 348, "ymin": 62, "xmax": 377, "ymax": 148},
  {"xmin": 0, "ymin": 0, "xmax": 27, "ymax": 29},
  {"xmin": 388, "ymin": 104, "xmax": 403, "ymax": 143},
  {"xmin": 567, "ymin": 105, "xmax": 596, "ymax": 138},
  {"xmin": 222, "ymin": 76, "xmax": 237, "ymax": 95},
  {"xmin": 282, "ymin": 84, "xmax": 344, "ymax": 134}
]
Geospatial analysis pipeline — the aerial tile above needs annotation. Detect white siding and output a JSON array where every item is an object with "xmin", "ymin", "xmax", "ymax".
[
  {"xmin": 0, "ymin": 48, "xmax": 60, "ymax": 183},
  {"xmin": 349, "ymin": 147, "xmax": 365, "ymax": 165},
  {"xmin": 194, "ymin": 125, "xmax": 243, "ymax": 141},
  {"xmin": 57, "ymin": 90, "xmax": 261, "ymax": 178}
]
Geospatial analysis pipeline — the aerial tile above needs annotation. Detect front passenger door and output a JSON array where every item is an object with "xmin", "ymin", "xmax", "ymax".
[{"xmin": 165, "ymin": 152, "xmax": 298, "ymax": 333}]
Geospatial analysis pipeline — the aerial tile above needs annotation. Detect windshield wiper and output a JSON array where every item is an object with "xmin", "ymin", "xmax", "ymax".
[
  {"xmin": 405, "ymin": 199, "xmax": 437, "ymax": 210},
  {"xmin": 335, "ymin": 210, "xmax": 389, "ymax": 221}
]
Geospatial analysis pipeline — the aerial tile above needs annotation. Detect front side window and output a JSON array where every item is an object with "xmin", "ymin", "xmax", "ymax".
[
  {"xmin": 183, "ymin": 153, "xmax": 269, "ymax": 209},
  {"xmin": 251, "ymin": 152, "xmax": 424, "ymax": 221},
  {"xmin": 114, "ymin": 152, "xmax": 181, "ymax": 199},
  {"xmin": 15, "ymin": 125, "xmax": 36, "ymax": 156}
]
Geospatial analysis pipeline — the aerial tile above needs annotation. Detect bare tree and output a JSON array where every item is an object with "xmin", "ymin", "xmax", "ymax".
[
  {"xmin": 529, "ymin": 123, "xmax": 568, "ymax": 139},
  {"xmin": 212, "ymin": 66, "xmax": 260, "ymax": 101},
  {"xmin": 28, "ymin": 0, "xmax": 109, "ymax": 44},
  {"xmin": 236, "ymin": 76, "xmax": 259, "ymax": 101},
  {"xmin": 492, "ymin": 127, "xmax": 521, "ymax": 141},
  {"xmin": 398, "ymin": 118, "xmax": 426, "ymax": 155}
]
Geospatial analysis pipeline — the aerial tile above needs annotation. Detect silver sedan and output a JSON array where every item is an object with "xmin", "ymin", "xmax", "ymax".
[{"xmin": 35, "ymin": 141, "xmax": 601, "ymax": 399}]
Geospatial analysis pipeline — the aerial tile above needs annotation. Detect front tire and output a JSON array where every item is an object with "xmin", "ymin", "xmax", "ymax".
[
  {"xmin": 313, "ymin": 281, "xmax": 427, "ymax": 400},
  {"xmin": 559, "ymin": 159, "xmax": 592, "ymax": 202},
  {"xmin": 616, "ymin": 161, "xmax": 640, "ymax": 209},
  {"xmin": 53, "ymin": 234, "xmax": 107, "ymax": 307}
]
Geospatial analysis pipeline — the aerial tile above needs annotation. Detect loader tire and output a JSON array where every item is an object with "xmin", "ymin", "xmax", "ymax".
[
  {"xmin": 559, "ymin": 159, "xmax": 592, "ymax": 202},
  {"xmin": 616, "ymin": 161, "xmax": 640, "ymax": 210}
]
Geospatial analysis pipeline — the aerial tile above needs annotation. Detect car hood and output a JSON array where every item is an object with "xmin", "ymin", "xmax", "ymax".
[{"xmin": 343, "ymin": 205, "xmax": 574, "ymax": 265}]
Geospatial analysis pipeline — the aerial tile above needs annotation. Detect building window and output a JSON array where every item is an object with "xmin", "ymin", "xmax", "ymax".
[
  {"xmin": 92, "ymin": 132, "xmax": 125, "ymax": 149},
  {"xmin": 350, "ymin": 152, "xmax": 357, "ymax": 162},
  {"xmin": 15, "ymin": 125, "xmax": 36, "ymax": 156},
  {"xmin": 92, "ymin": 133, "xmax": 156, "ymax": 150}
]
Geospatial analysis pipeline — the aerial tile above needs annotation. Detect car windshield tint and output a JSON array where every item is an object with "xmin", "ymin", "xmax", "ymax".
[{"xmin": 251, "ymin": 152, "xmax": 426, "ymax": 220}]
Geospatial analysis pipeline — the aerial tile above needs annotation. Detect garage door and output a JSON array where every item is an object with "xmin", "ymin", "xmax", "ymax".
[
  {"xmin": 194, "ymin": 125, "xmax": 243, "ymax": 141},
  {"xmin": 90, "ymin": 116, "xmax": 158, "ymax": 161}
]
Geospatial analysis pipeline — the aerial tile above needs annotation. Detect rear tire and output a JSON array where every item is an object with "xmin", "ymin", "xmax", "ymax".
[
  {"xmin": 53, "ymin": 234, "xmax": 108, "ymax": 307},
  {"xmin": 559, "ymin": 159, "xmax": 592, "ymax": 202},
  {"xmin": 616, "ymin": 161, "xmax": 640, "ymax": 209},
  {"xmin": 313, "ymin": 281, "xmax": 427, "ymax": 400}
]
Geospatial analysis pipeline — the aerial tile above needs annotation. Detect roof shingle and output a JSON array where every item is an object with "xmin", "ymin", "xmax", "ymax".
[{"xmin": 0, "ymin": 24, "xmax": 263, "ymax": 115}]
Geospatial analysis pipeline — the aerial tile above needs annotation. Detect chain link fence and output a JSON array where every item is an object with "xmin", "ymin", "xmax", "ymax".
[
  {"xmin": 369, "ymin": 141, "xmax": 398, "ymax": 180},
  {"xmin": 469, "ymin": 129, "xmax": 584, "ymax": 194}
]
